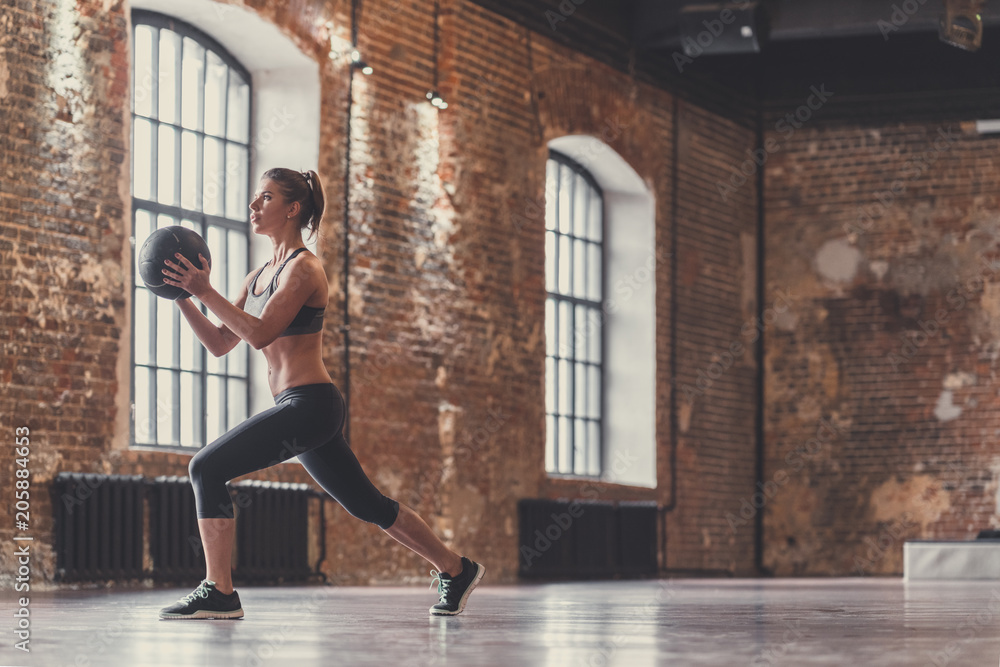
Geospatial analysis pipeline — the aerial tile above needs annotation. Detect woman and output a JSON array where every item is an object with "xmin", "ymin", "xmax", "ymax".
[{"xmin": 157, "ymin": 168, "xmax": 484, "ymax": 619}]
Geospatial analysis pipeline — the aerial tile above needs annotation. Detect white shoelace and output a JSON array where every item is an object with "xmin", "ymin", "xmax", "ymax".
[
  {"xmin": 178, "ymin": 580, "xmax": 212, "ymax": 604},
  {"xmin": 429, "ymin": 570, "xmax": 452, "ymax": 603}
]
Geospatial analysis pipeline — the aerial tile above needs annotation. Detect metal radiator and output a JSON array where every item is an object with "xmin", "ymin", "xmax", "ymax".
[
  {"xmin": 51, "ymin": 473, "xmax": 146, "ymax": 582},
  {"xmin": 617, "ymin": 501, "xmax": 661, "ymax": 576},
  {"xmin": 51, "ymin": 474, "xmax": 321, "ymax": 584},
  {"xmin": 518, "ymin": 498, "xmax": 660, "ymax": 578},
  {"xmin": 232, "ymin": 480, "xmax": 314, "ymax": 583}
]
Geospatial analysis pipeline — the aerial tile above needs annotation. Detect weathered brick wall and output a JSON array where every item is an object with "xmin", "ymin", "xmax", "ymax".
[
  {"xmin": 1, "ymin": 0, "xmax": 763, "ymax": 589},
  {"xmin": 0, "ymin": 0, "xmax": 132, "ymax": 584},
  {"xmin": 668, "ymin": 101, "xmax": 759, "ymax": 575},
  {"xmin": 763, "ymin": 106, "xmax": 1000, "ymax": 575}
]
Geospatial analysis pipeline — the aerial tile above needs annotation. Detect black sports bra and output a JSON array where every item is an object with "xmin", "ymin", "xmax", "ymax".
[{"xmin": 243, "ymin": 247, "xmax": 325, "ymax": 337}]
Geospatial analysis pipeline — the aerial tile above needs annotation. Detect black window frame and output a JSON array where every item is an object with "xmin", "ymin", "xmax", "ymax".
[
  {"xmin": 130, "ymin": 10, "xmax": 253, "ymax": 450},
  {"xmin": 544, "ymin": 149, "xmax": 606, "ymax": 478}
]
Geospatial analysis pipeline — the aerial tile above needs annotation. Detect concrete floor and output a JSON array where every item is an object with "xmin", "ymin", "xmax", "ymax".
[{"xmin": 3, "ymin": 578, "xmax": 1000, "ymax": 666}]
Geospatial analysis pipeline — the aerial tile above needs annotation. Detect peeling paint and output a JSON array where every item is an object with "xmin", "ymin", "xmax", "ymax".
[
  {"xmin": 677, "ymin": 401, "xmax": 692, "ymax": 433},
  {"xmin": 0, "ymin": 48, "xmax": 8, "ymax": 99},
  {"xmin": 764, "ymin": 479, "xmax": 823, "ymax": 574},
  {"xmin": 452, "ymin": 484, "xmax": 485, "ymax": 535},
  {"xmin": 942, "ymin": 371, "xmax": 976, "ymax": 390},
  {"xmin": 796, "ymin": 395, "xmax": 822, "ymax": 423},
  {"xmin": 437, "ymin": 402, "xmax": 460, "ymax": 503},
  {"xmin": 437, "ymin": 401, "xmax": 458, "ymax": 459},
  {"xmin": 346, "ymin": 273, "xmax": 365, "ymax": 319},
  {"xmin": 976, "ymin": 281, "xmax": 1000, "ymax": 339},
  {"xmin": 774, "ymin": 306, "xmax": 798, "ymax": 332},
  {"xmin": 814, "ymin": 237, "xmax": 861, "ymax": 285},
  {"xmin": 934, "ymin": 389, "xmax": 962, "ymax": 422},
  {"xmin": 870, "ymin": 475, "xmax": 949, "ymax": 533},
  {"xmin": 810, "ymin": 346, "xmax": 840, "ymax": 401},
  {"xmin": 486, "ymin": 328, "xmax": 515, "ymax": 377}
]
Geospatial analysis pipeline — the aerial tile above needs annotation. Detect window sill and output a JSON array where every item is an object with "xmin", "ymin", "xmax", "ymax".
[{"xmin": 540, "ymin": 474, "xmax": 659, "ymax": 503}]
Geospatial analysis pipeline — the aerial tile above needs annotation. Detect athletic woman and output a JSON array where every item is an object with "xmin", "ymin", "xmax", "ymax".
[{"xmin": 157, "ymin": 168, "xmax": 484, "ymax": 619}]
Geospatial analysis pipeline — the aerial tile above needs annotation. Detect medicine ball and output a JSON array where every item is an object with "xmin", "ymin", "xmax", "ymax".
[{"xmin": 137, "ymin": 225, "xmax": 212, "ymax": 300}]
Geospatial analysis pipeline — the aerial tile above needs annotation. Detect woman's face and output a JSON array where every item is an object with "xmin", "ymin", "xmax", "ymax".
[{"xmin": 248, "ymin": 178, "xmax": 292, "ymax": 234}]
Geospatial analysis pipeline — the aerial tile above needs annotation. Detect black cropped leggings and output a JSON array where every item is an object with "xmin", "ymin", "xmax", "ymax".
[{"xmin": 188, "ymin": 382, "xmax": 399, "ymax": 528}]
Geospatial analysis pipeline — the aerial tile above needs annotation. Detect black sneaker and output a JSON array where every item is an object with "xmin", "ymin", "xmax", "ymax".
[
  {"xmin": 159, "ymin": 579, "xmax": 244, "ymax": 620},
  {"xmin": 429, "ymin": 557, "xmax": 485, "ymax": 616}
]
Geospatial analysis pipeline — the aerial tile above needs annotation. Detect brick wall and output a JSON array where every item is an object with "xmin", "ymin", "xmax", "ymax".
[
  {"xmin": 763, "ymin": 103, "xmax": 1000, "ymax": 575},
  {"xmin": 668, "ymin": 101, "xmax": 759, "ymax": 575},
  {"xmin": 0, "ymin": 0, "xmax": 132, "ymax": 583},
  {"xmin": 1, "ymin": 0, "xmax": 763, "ymax": 589}
]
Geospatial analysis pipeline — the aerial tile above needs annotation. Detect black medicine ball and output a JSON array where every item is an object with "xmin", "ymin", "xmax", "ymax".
[{"xmin": 137, "ymin": 226, "xmax": 212, "ymax": 300}]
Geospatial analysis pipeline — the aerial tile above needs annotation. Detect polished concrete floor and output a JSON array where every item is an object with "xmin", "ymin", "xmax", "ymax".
[{"xmin": 3, "ymin": 578, "xmax": 1000, "ymax": 666}]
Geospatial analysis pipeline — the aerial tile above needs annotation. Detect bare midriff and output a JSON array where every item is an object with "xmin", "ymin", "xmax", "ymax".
[{"xmin": 262, "ymin": 330, "xmax": 333, "ymax": 397}]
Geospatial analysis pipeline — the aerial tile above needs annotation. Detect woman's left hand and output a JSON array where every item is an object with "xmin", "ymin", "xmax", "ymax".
[{"xmin": 162, "ymin": 253, "xmax": 212, "ymax": 299}]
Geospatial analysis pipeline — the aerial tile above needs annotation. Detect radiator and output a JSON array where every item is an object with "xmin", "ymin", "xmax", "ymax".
[
  {"xmin": 232, "ymin": 480, "xmax": 314, "ymax": 583},
  {"xmin": 518, "ymin": 498, "xmax": 660, "ymax": 578},
  {"xmin": 147, "ymin": 475, "xmax": 204, "ymax": 583},
  {"xmin": 51, "ymin": 473, "xmax": 146, "ymax": 582},
  {"xmin": 51, "ymin": 474, "xmax": 320, "ymax": 584},
  {"xmin": 617, "ymin": 501, "xmax": 660, "ymax": 576}
]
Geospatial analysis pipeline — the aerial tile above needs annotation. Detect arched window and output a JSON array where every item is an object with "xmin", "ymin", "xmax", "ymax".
[
  {"xmin": 130, "ymin": 10, "xmax": 251, "ymax": 448},
  {"xmin": 545, "ymin": 151, "xmax": 605, "ymax": 476},
  {"xmin": 545, "ymin": 137, "xmax": 657, "ymax": 488}
]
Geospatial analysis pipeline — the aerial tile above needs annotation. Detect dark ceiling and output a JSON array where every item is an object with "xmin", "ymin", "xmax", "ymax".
[
  {"xmin": 471, "ymin": 0, "xmax": 1000, "ymax": 121},
  {"xmin": 632, "ymin": 0, "xmax": 1000, "ymax": 46},
  {"xmin": 488, "ymin": 0, "xmax": 1000, "ymax": 49}
]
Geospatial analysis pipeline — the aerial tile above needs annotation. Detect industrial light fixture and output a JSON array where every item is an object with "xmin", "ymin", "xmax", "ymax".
[
  {"xmin": 350, "ymin": 49, "xmax": 373, "ymax": 75},
  {"xmin": 427, "ymin": 0, "xmax": 447, "ymax": 109},
  {"xmin": 939, "ymin": 0, "xmax": 984, "ymax": 51},
  {"xmin": 426, "ymin": 90, "xmax": 448, "ymax": 109},
  {"xmin": 972, "ymin": 119, "xmax": 1000, "ymax": 134}
]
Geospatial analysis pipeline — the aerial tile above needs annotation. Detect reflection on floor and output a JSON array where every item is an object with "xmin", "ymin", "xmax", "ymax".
[{"xmin": 4, "ymin": 578, "xmax": 1000, "ymax": 666}]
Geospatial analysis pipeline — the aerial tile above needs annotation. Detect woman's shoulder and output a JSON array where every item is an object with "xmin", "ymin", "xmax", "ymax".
[
  {"xmin": 280, "ymin": 248, "xmax": 326, "ymax": 289},
  {"xmin": 293, "ymin": 248, "xmax": 324, "ymax": 274}
]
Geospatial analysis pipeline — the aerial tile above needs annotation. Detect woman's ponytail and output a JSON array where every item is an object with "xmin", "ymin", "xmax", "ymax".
[{"xmin": 260, "ymin": 167, "xmax": 327, "ymax": 238}]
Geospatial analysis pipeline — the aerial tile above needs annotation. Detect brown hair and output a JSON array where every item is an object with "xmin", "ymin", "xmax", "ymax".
[{"xmin": 261, "ymin": 167, "xmax": 326, "ymax": 237}]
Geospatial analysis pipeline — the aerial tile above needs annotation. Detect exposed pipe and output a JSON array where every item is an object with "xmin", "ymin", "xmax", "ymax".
[
  {"xmin": 340, "ymin": 0, "xmax": 361, "ymax": 443},
  {"xmin": 752, "ymin": 62, "xmax": 768, "ymax": 576},
  {"xmin": 660, "ymin": 92, "xmax": 681, "ymax": 572}
]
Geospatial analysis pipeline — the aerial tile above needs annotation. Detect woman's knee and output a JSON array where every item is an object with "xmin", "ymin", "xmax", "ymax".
[
  {"xmin": 342, "ymin": 495, "xmax": 399, "ymax": 530},
  {"xmin": 188, "ymin": 449, "xmax": 225, "ymax": 493},
  {"xmin": 380, "ymin": 499, "xmax": 401, "ymax": 529},
  {"xmin": 188, "ymin": 449, "xmax": 209, "ymax": 484},
  {"xmin": 371, "ymin": 497, "xmax": 400, "ymax": 529}
]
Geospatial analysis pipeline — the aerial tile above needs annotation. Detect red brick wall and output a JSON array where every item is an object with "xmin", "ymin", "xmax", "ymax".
[
  {"xmin": 1, "ymin": 0, "xmax": 763, "ymax": 588},
  {"xmin": 0, "ymin": 0, "xmax": 132, "ymax": 583},
  {"xmin": 668, "ymin": 101, "xmax": 759, "ymax": 574},
  {"xmin": 764, "ymin": 114, "xmax": 1000, "ymax": 575}
]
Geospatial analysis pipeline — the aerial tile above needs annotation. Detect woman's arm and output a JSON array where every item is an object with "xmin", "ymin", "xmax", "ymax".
[
  {"xmin": 175, "ymin": 298, "xmax": 243, "ymax": 357},
  {"xmin": 173, "ymin": 268, "xmax": 251, "ymax": 357},
  {"xmin": 164, "ymin": 252, "xmax": 321, "ymax": 351}
]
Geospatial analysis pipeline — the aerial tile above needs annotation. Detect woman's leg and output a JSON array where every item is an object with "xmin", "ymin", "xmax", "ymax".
[
  {"xmin": 187, "ymin": 393, "xmax": 340, "ymax": 591},
  {"xmin": 291, "ymin": 386, "xmax": 483, "ymax": 614},
  {"xmin": 384, "ymin": 504, "xmax": 462, "ymax": 575},
  {"xmin": 198, "ymin": 518, "xmax": 236, "ymax": 593},
  {"xmin": 297, "ymin": 433, "xmax": 461, "ymax": 574}
]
